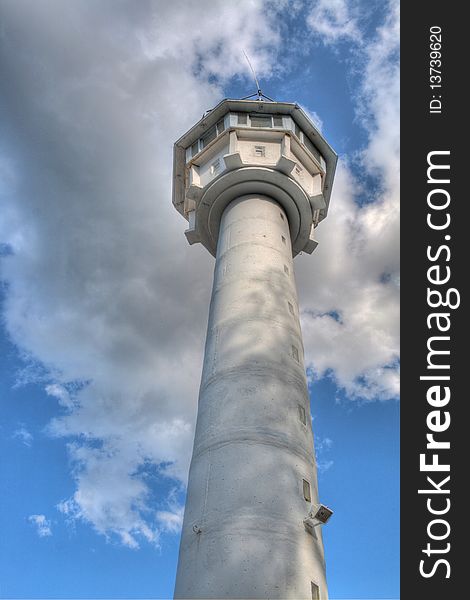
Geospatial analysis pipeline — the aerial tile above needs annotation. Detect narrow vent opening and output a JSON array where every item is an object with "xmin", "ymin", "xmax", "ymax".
[{"xmin": 211, "ymin": 158, "xmax": 221, "ymax": 174}]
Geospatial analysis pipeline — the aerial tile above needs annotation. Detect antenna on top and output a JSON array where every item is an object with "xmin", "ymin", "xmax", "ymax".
[
  {"xmin": 241, "ymin": 50, "xmax": 275, "ymax": 102},
  {"xmin": 243, "ymin": 50, "xmax": 261, "ymax": 98}
]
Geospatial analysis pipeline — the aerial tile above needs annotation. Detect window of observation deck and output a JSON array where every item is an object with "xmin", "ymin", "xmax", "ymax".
[
  {"xmin": 236, "ymin": 113, "xmax": 285, "ymax": 128},
  {"xmin": 197, "ymin": 119, "xmax": 226, "ymax": 154},
  {"xmin": 250, "ymin": 114, "xmax": 272, "ymax": 128}
]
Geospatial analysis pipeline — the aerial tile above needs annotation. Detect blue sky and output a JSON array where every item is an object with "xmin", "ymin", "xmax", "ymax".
[{"xmin": 0, "ymin": 1, "xmax": 399, "ymax": 598}]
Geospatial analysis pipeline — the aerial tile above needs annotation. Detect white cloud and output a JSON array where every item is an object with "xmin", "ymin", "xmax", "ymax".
[
  {"xmin": 299, "ymin": 104, "xmax": 324, "ymax": 132},
  {"xmin": 0, "ymin": 0, "xmax": 399, "ymax": 548},
  {"xmin": 56, "ymin": 442, "xmax": 160, "ymax": 549},
  {"xmin": 45, "ymin": 383, "xmax": 74, "ymax": 410},
  {"xmin": 300, "ymin": 0, "xmax": 400, "ymax": 401},
  {"xmin": 157, "ymin": 509, "xmax": 184, "ymax": 534},
  {"xmin": 12, "ymin": 425, "xmax": 33, "ymax": 447},
  {"xmin": 314, "ymin": 435, "xmax": 334, "ymax": 473},
  {"xmin": 307, "ymin": 0, "xmax": 361, "ymax": 44},
  {"xmin": 156, "ymin": 488, "xmax": 185, "ymax": 534},
  {"xmin": 0, "ymin": 0, "xmax": 285, "ymax": 548},
  {"xmin": 157, "ymin": 495, "xmax": 185, "ymax": 536},
  {"xmin": 137, "ymin": 0, "xmax": 281, "ymax": 82},
  {"xmin": 28, "ymin": 514, "xmax": 52, "ymax": 537}
]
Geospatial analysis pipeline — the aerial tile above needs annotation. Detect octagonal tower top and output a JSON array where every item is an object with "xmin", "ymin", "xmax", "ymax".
[{"xmin": 172, "ymin": 98, "xmax": 337, "ymax": 257}]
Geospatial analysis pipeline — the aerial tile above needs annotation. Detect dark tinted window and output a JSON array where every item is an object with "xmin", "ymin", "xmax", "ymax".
[
  {"xmin": 201, "ymin": 125, "xmax": 217, "ymax": 148},
  {"xmin": 250, "ymin": 115, "xmax": 272, "ymax": 128},
  {"xmin": 303, "ymin": 135, "xmax": 321, "ymax": 163}
]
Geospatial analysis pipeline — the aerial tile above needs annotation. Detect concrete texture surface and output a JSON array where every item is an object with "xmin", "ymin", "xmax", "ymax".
[{"xmin": 174, "ymin": 195, "xmax": 327, "ymax": 599}]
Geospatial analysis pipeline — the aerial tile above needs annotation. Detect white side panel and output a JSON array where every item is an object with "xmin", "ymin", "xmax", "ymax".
[
  {"xmin": 199, "ymin": 143, "xmax": 231, "ymax": 187},
  {"xmin": 237, "ymin": 139, "xmax": 281, "ymax": 165}
]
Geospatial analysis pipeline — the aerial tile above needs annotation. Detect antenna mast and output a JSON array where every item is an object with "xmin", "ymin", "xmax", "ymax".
[{"xmin": 241, "ymin": 50, "xmax": 275, "ymax": 102}]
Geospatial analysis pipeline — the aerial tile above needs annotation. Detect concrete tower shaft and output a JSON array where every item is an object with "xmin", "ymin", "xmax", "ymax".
[
  {"xmin": 172, "ymin": 99, "xmax": 337, "ymax": 600},
  {"xmin": 174, "ymin": 195, "xmax": 326, "ymax": 599}
]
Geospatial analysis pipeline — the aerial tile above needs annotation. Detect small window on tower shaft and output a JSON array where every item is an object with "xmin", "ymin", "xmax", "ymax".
[
  {"xmin": 298, "ymin": 404, "xmax": 306, "ymax": 425},
  {"xmin": 292, "ymin": 345, "xmax": 299, "ymax": 363},
  {"xmin": 273, "ymin": 115, "xmax": 283, "ymax": 127},
  {"xmin": 303, "ymin": 479, "xmax": 311, "ymax": 502},
  {"xmin": 238, "ymin": 113, "xmax": 248, "ymax": 125},
  {"xmin": 311, "ymin": 582, "xmax": 320, "ymax": 600},
  {"xmin": 254, "ymin": 145, "xmax": 266, "ymax": 157}
]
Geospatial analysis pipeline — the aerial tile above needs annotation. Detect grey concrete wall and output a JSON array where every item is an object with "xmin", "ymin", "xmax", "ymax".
[{"xmin": 174, "ymin": 195, "xmax": 327, "ymax": 599}]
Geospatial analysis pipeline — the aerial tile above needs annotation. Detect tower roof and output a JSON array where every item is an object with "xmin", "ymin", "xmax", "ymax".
[
  {"xmin": 174, "ymin": 98, "xmax": 337, "ymax": 217},
  {"xmin": 172, "ymin": 98, "xmax": 337, "ymax": 257}
]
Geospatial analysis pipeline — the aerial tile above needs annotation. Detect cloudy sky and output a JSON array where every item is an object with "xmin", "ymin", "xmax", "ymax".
[{"xmin": 0, "ymin": 1, "xmax": 399, "ymax": 598}]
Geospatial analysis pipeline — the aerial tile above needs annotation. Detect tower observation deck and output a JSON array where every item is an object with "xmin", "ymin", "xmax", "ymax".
[{"xmin": 172, "ymin": 98, "xmax": 337, "ymax": 600}]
